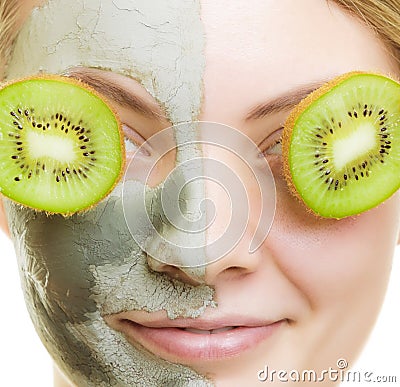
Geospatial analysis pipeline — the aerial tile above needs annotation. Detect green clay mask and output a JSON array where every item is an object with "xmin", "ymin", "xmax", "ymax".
[
  {"xmin": 4, "ymin": 193, "xmax": 216, "ymax": 386},
  {"xmin": 5, "ymin": 1, "xmax": 277, "ymax": 385},
  {"xmin": 5, "ymin": 0, "xmax": 215, "ymax": 385}
]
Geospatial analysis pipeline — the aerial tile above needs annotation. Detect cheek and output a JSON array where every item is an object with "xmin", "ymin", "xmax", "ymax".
[{"xmin": 269, "ymin": 175, "xmax": 400, "ymax": 310}]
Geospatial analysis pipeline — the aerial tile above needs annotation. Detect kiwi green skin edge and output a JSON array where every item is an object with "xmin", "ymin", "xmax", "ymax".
[
  {"xmin": 0, "ymin": 74, "xmax": 126, "ymax": 217},
  {"xmin": 282, "ymin": 71, "xmax": 400, "ymax": 220}
]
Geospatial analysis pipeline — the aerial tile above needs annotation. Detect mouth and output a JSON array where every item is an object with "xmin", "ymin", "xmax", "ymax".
[{"xmin": 105, "ymin": 314, "xmax": 287, "ymax": 362}]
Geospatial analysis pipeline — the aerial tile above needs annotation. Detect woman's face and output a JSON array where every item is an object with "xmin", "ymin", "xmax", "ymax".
[{"xmin": 3, "ymin": 0, "xmax": 400, "ymax": 386}]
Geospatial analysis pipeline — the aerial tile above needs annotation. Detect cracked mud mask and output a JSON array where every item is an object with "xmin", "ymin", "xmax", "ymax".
[
  {"xmin": 3, "ymin": 117, "xmax": 276, "ymax": 385},
  {"xmin": 5, "ymin": 0, "xmax": 278, "ymax": 384},
  {"xmin": 4, "ymin": 0, "xmax": 217, "ymax": 385}
]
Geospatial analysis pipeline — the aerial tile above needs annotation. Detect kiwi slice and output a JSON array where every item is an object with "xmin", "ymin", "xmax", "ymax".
[
  {"xmin": 0, "ymin": 75, "xmax": 124, "ymax": 215},
  {"xmin": 282, "ymin": 72, "xmax": 400, "ymax": 219}
]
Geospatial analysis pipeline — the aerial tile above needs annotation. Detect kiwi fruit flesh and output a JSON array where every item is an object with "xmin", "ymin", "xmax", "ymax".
[
  {"xmin": 0, "ymin": 75, "xmax": 124, "ymax": 215},
  {"xmin": 282, "ymin": 72, "xmax": 400, "ymax": 219}
]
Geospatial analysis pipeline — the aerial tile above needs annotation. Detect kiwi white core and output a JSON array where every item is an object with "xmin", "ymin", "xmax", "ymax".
[
  {"xmin": 5, "ymin": 0, "xmax": 213, "ymax": 386},
  {"xmin": 27, "ymin": 131, "xmax": 76, "ymax": 162},
  {"xmin": 333, "ymin": 122, "xmax": 376, "ymax": 170}
]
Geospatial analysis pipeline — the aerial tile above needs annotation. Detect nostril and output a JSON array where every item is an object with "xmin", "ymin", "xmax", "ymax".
[
  {"xmin": 217, "ymin": 265, "xmax": 254, "ymax": 281},
  {"xmin": 147, "ymin": 255, "xmax": 204, "ymax": 286}
]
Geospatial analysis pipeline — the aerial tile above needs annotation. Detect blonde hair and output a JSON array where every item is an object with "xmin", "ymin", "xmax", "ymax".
[
  {"xmin": 0, "ymin": 0, "xmax": 400, "ymax": 74},
  {"xmin": 332, "ymin": 0, "xmax": 400, "ymax": 67},
  {"xmin": 0, "ymin": 0, "xmax": 21, "ymax": 77}
]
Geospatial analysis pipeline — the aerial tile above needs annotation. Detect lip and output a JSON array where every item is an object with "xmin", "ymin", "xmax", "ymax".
[{"xmin": 106, "ymin": 314, "xmax": 287, "ymax": 362}]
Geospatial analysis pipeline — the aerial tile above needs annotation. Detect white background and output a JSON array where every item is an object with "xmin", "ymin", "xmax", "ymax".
[{"xmin": 0, "ymin": 231, "xmax": 399, "ymax": 386}]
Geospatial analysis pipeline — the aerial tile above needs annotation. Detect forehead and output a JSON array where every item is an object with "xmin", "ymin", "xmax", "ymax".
[
  {"xmin": 10, "ymin": 0, "xmax": 206, "ymax": 124},
  {"xmin": 11, "ymin": 0, "xmax": 396, "ymax": 124},
  {"xmin": 201, "ymin": 0, "xmax": 395, "ymax": 100}
]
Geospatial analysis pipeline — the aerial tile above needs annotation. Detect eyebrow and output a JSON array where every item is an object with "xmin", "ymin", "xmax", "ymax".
[
  {"xmin": 67, "ymin": 69, "xmax": 168, "ymax": 121},
  {"xmin": 245, "ymin": 80, "xmax": 330, "ymax": 120}
]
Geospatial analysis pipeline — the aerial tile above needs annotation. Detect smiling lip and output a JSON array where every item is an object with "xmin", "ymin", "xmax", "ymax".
[{"xmin": 107, "ymin": 315, "xmax": 286, "ymax": 361}]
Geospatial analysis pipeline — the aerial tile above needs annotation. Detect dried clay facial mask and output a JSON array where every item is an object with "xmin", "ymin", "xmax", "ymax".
[
  {"xmin": 4, "ymin": 0, "xmax": 216, "ymax": 385},
  {"xmin": 5, "ymin": 1, "xmax": 277, "ymax": 385}
]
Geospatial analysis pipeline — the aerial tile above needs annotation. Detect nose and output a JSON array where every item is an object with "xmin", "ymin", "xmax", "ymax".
[
  {"xmin": 146, "ymin": 123, "xmax": 275, "ymax": 285},
  {"xmin": 147, "ymin": 227, "xmax": 265, "ymax": 286}
]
